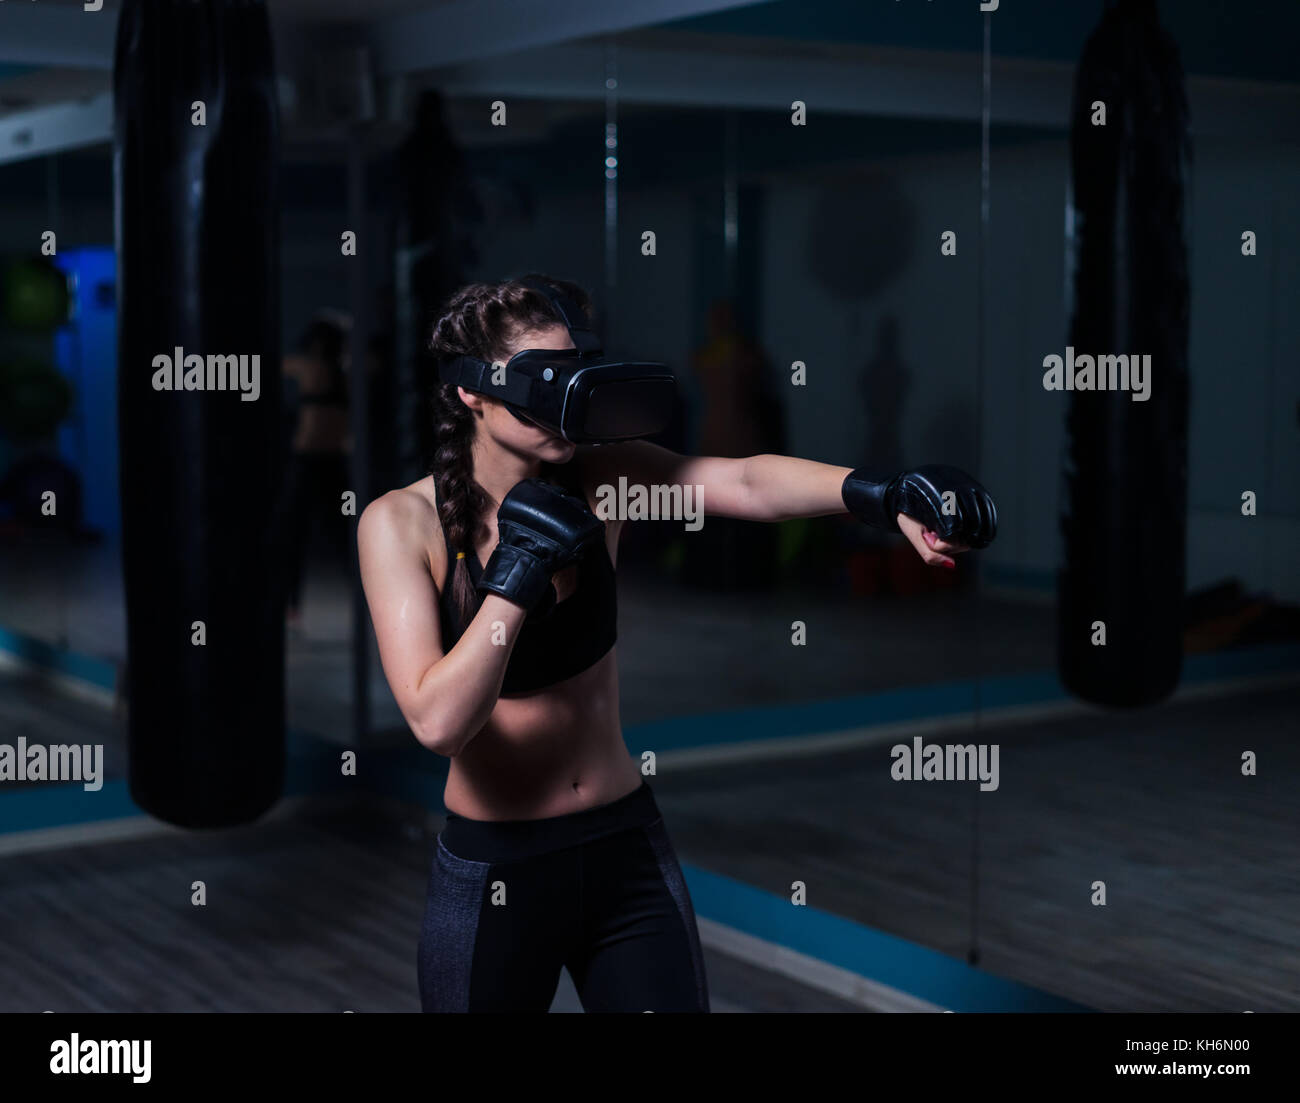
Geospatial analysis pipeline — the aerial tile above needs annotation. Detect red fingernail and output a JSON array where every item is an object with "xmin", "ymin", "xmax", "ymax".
[{"xmin": 943, "ymin": 560, "xmax": 956, "ymax": 569}]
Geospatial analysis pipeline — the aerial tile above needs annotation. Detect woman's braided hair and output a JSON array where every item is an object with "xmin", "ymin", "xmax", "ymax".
[{"xmin": 426, "ymin": 274, "xmax": 593, "ymax": 625}]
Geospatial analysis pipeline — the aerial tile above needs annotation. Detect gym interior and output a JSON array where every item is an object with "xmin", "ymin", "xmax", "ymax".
[{"xmin": 0, "ymin": 0, "xmax": 1296, "ymax": 1013}]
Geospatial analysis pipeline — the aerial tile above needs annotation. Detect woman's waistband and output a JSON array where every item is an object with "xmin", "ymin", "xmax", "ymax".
[{"xmin": 439, "ymin": 779, "xmax": 660, "ymax": 864}]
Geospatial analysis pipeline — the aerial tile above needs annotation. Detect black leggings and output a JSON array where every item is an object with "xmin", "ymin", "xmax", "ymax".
[{"xmin": 418, "ymin": 780, "xmax": 710, "ymax": 1013}]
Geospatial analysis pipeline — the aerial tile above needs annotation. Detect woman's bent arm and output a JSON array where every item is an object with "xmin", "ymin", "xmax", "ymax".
[{"xmin": 358, "ymin": 491, "xmax": 524, "ymax": 757}]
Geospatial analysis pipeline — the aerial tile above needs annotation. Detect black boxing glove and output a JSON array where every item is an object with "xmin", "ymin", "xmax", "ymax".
[
  {"xmin": 477, "ymin": 478, "xmax": 604, "ymax": 614},
  {"xmin": 842, "ymin": 464, "xmax": 997, "ymax": 549}
]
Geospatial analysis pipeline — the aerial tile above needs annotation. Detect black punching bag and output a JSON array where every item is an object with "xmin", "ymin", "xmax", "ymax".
[
  {"xmin": 114, "ymin": 0, "xmax": 284, "ymax": 826},
  {"xmin": 1059, "ymin": 0, "xmax": 1192, "ymax": 708},
  {"xmin": 394, "ymin": 90, "xmax": 481, "ymax": 477}
]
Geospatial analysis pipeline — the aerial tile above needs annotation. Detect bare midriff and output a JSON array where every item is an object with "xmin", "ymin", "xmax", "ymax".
[{"xmin": 442, "ymin": 648, "xmax": 641, "ymax": 821}]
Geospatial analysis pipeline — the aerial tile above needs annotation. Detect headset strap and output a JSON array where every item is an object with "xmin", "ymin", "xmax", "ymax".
[
  {"xmin": 438, "ymin": 355, "xmax": 533, "ymax": 406},
  {"xmin": 516, "ymin": 276, "xmax": 601, "ymax": 355}
]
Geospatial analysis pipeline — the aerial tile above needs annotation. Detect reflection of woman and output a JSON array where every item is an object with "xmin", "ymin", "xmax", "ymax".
[
  {"xmin": 683, "ymin": 300, "xmax": 785, "ymax": 588},
  {"xmin": 692, "ymin": 300, "xmax": 772, "ymax": 459},
  {"xmin": 357, "ymin": 276, "xmax": 996, "ymax": 1013},
  {"xmin": 281, "ymin": 315, "xmax": 351, "ymax": 627}
]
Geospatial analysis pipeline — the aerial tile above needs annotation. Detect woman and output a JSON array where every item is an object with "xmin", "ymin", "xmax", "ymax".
[
  {"xmin": 358, "ymin": 275, "xmax": 996, "ymax": 1013},
  {"xmin": 282, "ymin": 313, "xmax": 352, "ymax": 629}
]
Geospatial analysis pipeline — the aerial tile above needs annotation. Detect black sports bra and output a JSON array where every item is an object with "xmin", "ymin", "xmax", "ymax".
[{"xmin": 436, "ymin": 485, "xmax": 618, "ymax": 696}]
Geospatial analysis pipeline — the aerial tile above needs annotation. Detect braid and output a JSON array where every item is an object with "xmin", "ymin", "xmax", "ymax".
[
  {"xmin": 425, "ymin": 275, "xmax": 593, "ymax": 624},
  {"xmin": 427, "ymin": 385, "xmax": 488, "ymax": 625}
]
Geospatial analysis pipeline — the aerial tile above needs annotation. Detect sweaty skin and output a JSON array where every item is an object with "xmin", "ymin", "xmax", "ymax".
[{"xmin": 362, "ymin": 471, "xmax": 635, "ymax": 821}]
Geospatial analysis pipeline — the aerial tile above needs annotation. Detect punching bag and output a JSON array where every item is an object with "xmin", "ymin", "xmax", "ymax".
[
  {"xmin": 114, "ymin": 0, "xmax": 284, "ymax": 826},
  {"xmin": 394, "ymin": 90, "xmax": 481, "ymax": 478},
  {"xmin": 1058, "ymin": 0, "xmax": 1191, "ymax": 708}
]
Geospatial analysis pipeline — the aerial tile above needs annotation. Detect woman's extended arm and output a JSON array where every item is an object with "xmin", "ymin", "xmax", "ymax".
[
  {"xmin": 358, "ymin": 491, "xmax": 525, "ymax": 757},
  {"xmin": 578, "ymin": 441, "xmax": 846, "ymax": 521},
  {"xmin": 577, "ymin": 441, "xmax": 982, "ymax": 567}
]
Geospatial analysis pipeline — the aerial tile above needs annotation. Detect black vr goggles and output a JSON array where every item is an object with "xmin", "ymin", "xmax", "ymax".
[{"xmin": 437, "ymin": 277, "xmax": 676, "ymax": 445}]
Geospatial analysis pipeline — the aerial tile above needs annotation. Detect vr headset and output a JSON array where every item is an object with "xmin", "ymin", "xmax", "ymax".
[{"xmin": 437, "ymin": 277, "xmax": 676, "ymax": 444}]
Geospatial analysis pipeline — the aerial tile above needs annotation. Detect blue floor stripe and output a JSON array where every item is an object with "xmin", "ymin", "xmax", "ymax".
[
  {"xmin": 682, "ymin": 864, "xmax": 1089, "ymax": 1012},
  {"xmin": 624, "ymin": 672, "xmax": 1060, "ymax": 751},
  {"xmin": 2, "ymin": 622, "xmax": 1297, "ymax": 754},
  {"xmin": 0, "ymin": 625, "xmax": 117, "ymax": 691},
  {"xmin": 0, "ymin": 739, "xmax": 359, "ymax": 834},
  {"xmin": 623, "ymin": 642, "xmax": 1300, "ymax": 751},
  {"xmin": 0, "ymin": 779, "xmax": 141, "ymax": 833},
  {"xmin": 1184, "ymin": 641, "xmax": 1300, "ymax": 681}
]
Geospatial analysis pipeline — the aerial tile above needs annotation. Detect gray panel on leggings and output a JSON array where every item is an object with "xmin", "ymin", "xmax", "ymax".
[
  {"xmin": 643, "ymin": 817, "xmax": 710, "ymax": 1012},
  {"xmin": 421, "ymin": 837, "xmax": 491, "ymax": 1012}
]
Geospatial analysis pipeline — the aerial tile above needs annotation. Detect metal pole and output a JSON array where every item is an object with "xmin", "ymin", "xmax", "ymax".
[
  {"xmin": 968, "ymin": 9, "xmax": 993, "ymax": 970},
  {"xmin": 604, "ymin": 39, "xmax": 619, "ymax": 333},
  {"xmin": 347, "ymin": 129, "xmax": 372, "ymax": 748}
]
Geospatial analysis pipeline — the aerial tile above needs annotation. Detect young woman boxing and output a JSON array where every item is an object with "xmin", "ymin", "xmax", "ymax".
[{"xmin": 357, "ymin": 275, "xmax": 996, "ymax": 1013}]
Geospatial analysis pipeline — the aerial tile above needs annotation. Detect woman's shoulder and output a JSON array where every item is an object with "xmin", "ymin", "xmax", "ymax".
[{"xmin": 358, "ymin": 479, "xmax": 444, "ymax": 575}]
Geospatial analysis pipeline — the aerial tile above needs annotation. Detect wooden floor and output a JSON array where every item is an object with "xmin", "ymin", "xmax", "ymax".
[
  {"xmin": 0, "ymin": 796, "xmax": 861, "ymax": 1013},
  {"xmin": 2, "ymin": 671, "xmax": 1298, "ymax": 1010},
  {"xmin": 648, "ymin": 682, "xmax": 1300, "ymax": 1012}
]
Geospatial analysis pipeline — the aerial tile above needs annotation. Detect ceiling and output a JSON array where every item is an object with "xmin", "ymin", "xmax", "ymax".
[
  {"xmin": 7, "ymin": 0, "xmax": 1296, "ymax": 81},
  {"xmin": 15, "ymin": 0, "xmax": 448, "ymax": 18},
  {"xmin": 669, "ymin": 0, "xmax": 1300, "ymax": 86},
  {"xmin": 0, "ymin": 0, "xmax": 1295, "ymax": 163}
]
